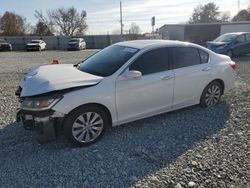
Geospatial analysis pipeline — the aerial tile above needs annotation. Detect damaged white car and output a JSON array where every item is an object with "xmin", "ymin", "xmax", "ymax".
[{"xmin": 16, "ymin": 40, "xmax": 236, "ymax": 146}]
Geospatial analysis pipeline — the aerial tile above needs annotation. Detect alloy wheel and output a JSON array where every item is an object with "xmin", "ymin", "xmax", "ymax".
[
  {"xmin": 72, "ymin": 112, "xmax": 104, "ymax": 143},
  {"xmin": 205, "ymin": 85, "xmax": 221, "ymax": 107}
]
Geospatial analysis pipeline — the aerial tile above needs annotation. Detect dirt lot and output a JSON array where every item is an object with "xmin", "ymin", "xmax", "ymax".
[{"xmin": 0, "ymin": 51, "xmax": 249, "ymax": 187}]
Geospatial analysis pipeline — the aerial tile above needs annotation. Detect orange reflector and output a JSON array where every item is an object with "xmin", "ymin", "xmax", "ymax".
[{"xmin": 51, "ymin": 59, "xmax": 59, "ymax": 64}]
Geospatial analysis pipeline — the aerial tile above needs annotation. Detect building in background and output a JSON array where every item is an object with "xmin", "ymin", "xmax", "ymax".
[{"xmin": 159, "ymin": 21, "xmax": 250, "ymax": 45}]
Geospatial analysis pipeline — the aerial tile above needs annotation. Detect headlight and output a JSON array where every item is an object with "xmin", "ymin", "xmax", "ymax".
[{"xmin": 21, "ymin": 96, "xmax": 62, "ymax": 111}]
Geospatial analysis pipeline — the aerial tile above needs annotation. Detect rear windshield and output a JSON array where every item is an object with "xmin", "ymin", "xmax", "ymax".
[
  {"xmin": 30, "ymin": 41, "xmax": 40, "ymax": 43},
  {"xmin": 69, "ymin": 39, "xmax": 80, "ymax": 42},
  {"xmin": 78, "ymin": 45, "xmax": 138, "ymax": 77}
]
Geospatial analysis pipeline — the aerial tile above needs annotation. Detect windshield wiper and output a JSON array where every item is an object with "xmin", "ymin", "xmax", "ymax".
[{"xmin": 73, "ymin": 61, "xmax": 82, "ymax": 68}]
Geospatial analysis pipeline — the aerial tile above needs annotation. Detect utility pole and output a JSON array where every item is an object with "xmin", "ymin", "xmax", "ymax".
[
  {"xmin": 238, "ymin": 0, "xmax": 240, "ymax": 12},
  {"xmin": 120, "ymin": 1, "xmax": 123, "ymax": 35}
]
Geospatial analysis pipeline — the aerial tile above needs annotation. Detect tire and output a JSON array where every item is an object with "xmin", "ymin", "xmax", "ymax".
[
  {"xmin": 227, "ymin": 50, "xmax": 233, "ymax": 58},
  {"xmin": 200, "ymin": 81, "xmax": 223, "ymax": 108},
  {"xmin": 63, "ymin": 105, "xmax": 108, "ymax": 147}
]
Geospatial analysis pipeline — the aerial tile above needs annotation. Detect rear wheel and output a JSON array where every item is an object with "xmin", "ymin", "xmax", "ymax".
[
  {"xmin": 200, "ymin": 81, "xmax": 223, "ymax": 108},
  {"xmin": 63, "ymin": 106, "xmax": 108, "ymax": 147}
]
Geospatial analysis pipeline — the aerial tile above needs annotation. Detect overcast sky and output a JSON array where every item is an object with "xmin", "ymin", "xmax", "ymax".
[{"xmin": 0, "ymin": 0, "xmax": 249, "ymax": 34}]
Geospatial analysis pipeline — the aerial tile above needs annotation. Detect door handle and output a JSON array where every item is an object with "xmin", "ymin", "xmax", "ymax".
[
  {"xmin": 161, "ymin": 75, "xmax": 173, "ymax": 80},
  {"xmin": 202, "ymin": 67, "xmax": 212, "ymax": 72}
]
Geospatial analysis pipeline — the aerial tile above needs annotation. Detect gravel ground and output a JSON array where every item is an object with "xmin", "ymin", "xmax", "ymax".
[{"xmin": 0, "ymin": 51, "xmax": 249, "ymax": 188}]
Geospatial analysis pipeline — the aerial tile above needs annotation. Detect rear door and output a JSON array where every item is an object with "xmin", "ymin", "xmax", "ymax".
[{"xmin": 170, "ymin": 47, "xmax": 211, "ymax": 108}]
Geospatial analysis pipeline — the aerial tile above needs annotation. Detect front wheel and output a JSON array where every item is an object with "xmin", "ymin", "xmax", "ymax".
[
  {"xmin": 63, "ymin": 106, "xmax": 108, "ymax": 147},
  {"xmin": 200, "ymin": 81, "xmax": 223, "ymax": 108}
]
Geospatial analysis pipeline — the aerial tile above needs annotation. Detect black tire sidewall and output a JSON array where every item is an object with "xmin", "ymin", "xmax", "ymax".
[
  {"xmin": 63, "ymin": 106, "xmax": 108, "ymax": 147},
  {"xmin": 200, "ymin": 81, "xmax": 222, "ymax": 108}
]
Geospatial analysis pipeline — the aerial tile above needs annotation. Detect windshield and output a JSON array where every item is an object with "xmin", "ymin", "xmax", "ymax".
[
  {"xmin": 0, "ymin": 39, "xmax": 6, "ymax": 43},
  {"xmin": 214, "ymin": 34, "xmax": 238, "ymax": 42},
  {"xmin": 30, "ymin": 41, "xmax": 40, "ymax": 43},
  {"xmin": 78, "ymin": 45, "xmax": 138, "ymax": 77},
  {"xmin": 69, "ymin": 39, "xmax": 79, "ymax": 42}
]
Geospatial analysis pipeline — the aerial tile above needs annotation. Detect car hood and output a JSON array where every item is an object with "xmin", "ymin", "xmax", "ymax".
[
  {"xmin": 0, "ymin": 43, "xmax": 10, "ymax": 45},
  {"xmin": 20, "ymin": 64, "xmax": 103, "ymax": 97},
  {"xmin": 206, "ymin": 41, "xmax": 229, "ymax": 48}
]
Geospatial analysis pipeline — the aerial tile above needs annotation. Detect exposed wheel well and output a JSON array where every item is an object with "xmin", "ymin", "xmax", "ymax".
[{"xmin": 64, "ymin": 103, "xmax": 113, "ymax": 128}]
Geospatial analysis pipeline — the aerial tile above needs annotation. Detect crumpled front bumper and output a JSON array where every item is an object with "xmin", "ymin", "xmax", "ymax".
[{"xmin": 16, "ymin": 108, "xmax": 65, "ymax": 142}]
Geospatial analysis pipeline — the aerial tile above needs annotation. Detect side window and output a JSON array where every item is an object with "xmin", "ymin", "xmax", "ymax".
[
  {"xmin": 171, "ymin": 47, "xmax": 201, "ymax": 69},
  {"xmin": 199, "ymin": 49, "xmax": 209, "ymax": 64},
  {"xmin": 245, "ymin": 34, "xmax": 250, "ymax": 41},
  {"xmin": 130, "ymin": 48, "xmax": 169, "ymax": 75},
  {"xmin": 236, "ymin": 35, "xmax": 245, "ymax": 43}
]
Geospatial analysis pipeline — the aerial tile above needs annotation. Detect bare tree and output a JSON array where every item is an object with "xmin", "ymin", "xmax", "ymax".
[
  {"xmin": 0, "ymin": 11, "xmax": 26, "ymax": 35},
  {"xmin": 34, "ymin": 10, "xmax": 54, "ymax": 34},
  {"xmin": 219, "ymin": 12, "xmax": 230, "ymax": 22},
  {"xmin": 129, "ymin": 23, "xmax": 141, "ymax": 34},
  {"xmin": 50, "ymin": 7, "xmax": 87, "ymax": 36},
  {"xmin": 34, "ymin": 21, "xmax": 53, "ymax": 36}
]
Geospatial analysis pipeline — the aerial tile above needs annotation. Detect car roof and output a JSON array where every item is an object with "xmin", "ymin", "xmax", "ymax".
[
  {"xmin": 115, "ymin": 40, "xmax": 199, "ymax": 50},
  {"xmin": 31, "ymin": 40, "xmax": 43, "ymax": 42},
  {"xmin": 222, "ymin": 32, "xmax": 249, "ymax": 35},
  {"xmin": 70, "ymin": 38, "xmax": 83, "ymax": 40}
]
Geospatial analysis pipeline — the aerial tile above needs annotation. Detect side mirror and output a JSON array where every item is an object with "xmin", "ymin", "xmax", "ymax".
[{"xmin": 124, "ymin": 70, "xmax": 142, "ymax": 80}]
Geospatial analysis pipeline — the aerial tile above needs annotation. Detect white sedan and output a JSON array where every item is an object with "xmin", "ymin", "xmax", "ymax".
[
  {"xmin": 16, "ymin": 40, "xmax": 236, "ymax": 146},
  {"xmin": 26, "ymin": 40, "xmax": 46, "ymax": 51}
]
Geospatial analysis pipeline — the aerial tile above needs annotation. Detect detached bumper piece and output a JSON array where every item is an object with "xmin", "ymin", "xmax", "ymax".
[{"xmin": 16, "ymin": 109, "xmax": 63, "ymax": 143}]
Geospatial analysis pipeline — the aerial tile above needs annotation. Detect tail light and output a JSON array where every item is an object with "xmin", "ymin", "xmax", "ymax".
[
  {"xmin": 230, "ymin": 61, "xmax": 236, "ymax": 71},
  {"xmin": 51, "ymin": 59, "xmax": 60, "ymax": 64}
]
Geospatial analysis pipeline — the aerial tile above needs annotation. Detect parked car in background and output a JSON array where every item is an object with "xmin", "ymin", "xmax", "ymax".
[
  {"xmin": 67, "ymin": 38, "xmax": 86, "ymax": 51},
  {"xmin": 0, "ymin": 39, "xmax": 12, "ymax": 51},
  {"xmin": 207, "ymin": 32, "xmax": 250, "ymax": 57},
  {"xmin": 16, "ymin": 40, "xmax": 236, "ymax": 147},
  {"xmin": 26, "ymin": 40, "xmax": 46, "ymax": 51}
]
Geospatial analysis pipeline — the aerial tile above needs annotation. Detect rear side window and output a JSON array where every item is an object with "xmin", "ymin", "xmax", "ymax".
[
  {"xmin": 130, "ymin": 48, "xmax": 169, "ymax": 75},
  {"xmin": 199, "ymin": 49, "xmax": 209, "ymax": 63},
  {"xmin": 171, "ymin": 47, "xmax": 201, "ymax": 69}
]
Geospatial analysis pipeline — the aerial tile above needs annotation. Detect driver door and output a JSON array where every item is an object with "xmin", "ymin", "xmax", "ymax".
[{"xmin": 115, "ymin": 48, "xmax": 174, "ymax": 123}]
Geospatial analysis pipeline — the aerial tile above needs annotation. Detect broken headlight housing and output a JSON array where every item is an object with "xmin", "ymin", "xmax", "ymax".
[{"xmin": 21, "ymin": 95, "xmax": 62, "ymax": 111}]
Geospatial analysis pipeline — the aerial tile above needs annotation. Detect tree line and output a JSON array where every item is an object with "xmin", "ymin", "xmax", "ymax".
[
  {"xmin": 0, "ymin": 3, "xmax": 250, "ymax": 36},
  {"xmin": 0, "ymin": 7, "xmax": 87, "ymax": 36}
]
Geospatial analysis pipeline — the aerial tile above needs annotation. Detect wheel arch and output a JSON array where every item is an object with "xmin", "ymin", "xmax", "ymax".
[
  {"xmin": 201, "ymin": 79, "xmax": 225, "ymax": 100},
  {"xmin": 212, "ymin": 79, "xmax": 225, "ymax": 95},
  {"xmin": 63, "ymin": 103, "xmax": 113, "ymax": 128},
  {"xmin": 199, "ymin": 79, "xmax": 225, "ymax": 107}
]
